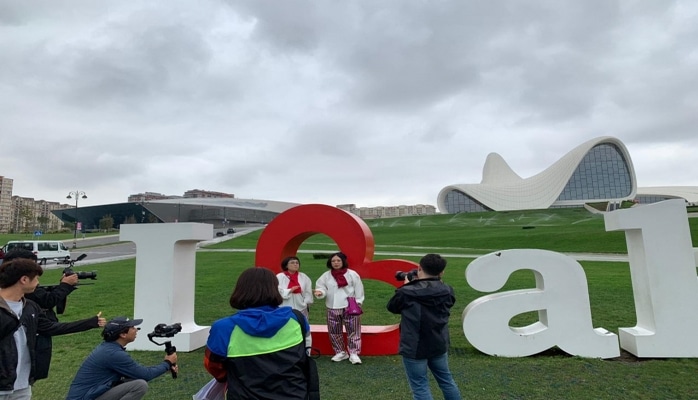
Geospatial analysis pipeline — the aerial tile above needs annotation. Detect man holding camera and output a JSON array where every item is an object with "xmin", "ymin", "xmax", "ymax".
[
  {"xmin": 66, "ymin": 316, "xmax": 178, "ymax": 400},
  {"xmin": 3, "ymin": 249, "xmax": 79, "ymax": 322},
  {"xmin": 3, "ymin": 249, "xmax": 80, "ymax": 381},
  {"xmin": 0, "ymin": 258, "xmax": 105, "ymax": 400},
  {"xmin": 387, "ymin": 253, "xmax": 461, "ymax": 400}
]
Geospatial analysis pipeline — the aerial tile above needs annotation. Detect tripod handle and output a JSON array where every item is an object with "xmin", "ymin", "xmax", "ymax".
[{"xmin": 164, "ymin": 342, "xmax": 177, "ymax": 379}]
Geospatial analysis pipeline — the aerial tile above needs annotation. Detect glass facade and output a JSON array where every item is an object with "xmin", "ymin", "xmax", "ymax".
[
  {"xmin": 53, "ymin": 202, "xmax": 281, "ymax": 230},
  {"xmin": 556, "ymin": 144, "xmax": 633, "ymax": 201},
  {"xmin": 444, "ymin": 190, "xmax": 491, "ymax": 213},
  {"xmin": 634, "ymin": 195, "xmax": 677, "ymax": 205}
]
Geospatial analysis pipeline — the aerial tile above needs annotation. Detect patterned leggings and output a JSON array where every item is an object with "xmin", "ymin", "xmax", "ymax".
[{"xmin": 327, "ymin": 308, "xmax": 362, "ymax": 355}]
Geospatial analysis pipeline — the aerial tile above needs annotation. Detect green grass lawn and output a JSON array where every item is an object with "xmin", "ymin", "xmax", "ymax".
[{"xmin": 28, "ymin": 208, "xmax": 698, "ymax": 399}]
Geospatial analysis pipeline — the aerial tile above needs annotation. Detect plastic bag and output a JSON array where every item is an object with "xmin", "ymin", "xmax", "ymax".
[{"xmin": 193, "ymin": 378, "xmax": 226, "ymax": 400}]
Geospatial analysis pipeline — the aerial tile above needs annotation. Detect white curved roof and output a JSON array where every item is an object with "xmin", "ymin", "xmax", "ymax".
[
  {"xmin": 437, "ymin": 136, "xmax": 638, "ymax": 212},
  {"xmin": 636, "ymin": 186, "xmax": 698, "ymax": 205}
]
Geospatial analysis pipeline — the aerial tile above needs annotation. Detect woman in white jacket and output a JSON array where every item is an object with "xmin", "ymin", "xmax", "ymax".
[
  {"xmin": 277, "ymin": 256, "xmax": 314, "ymax": 318},
  {"xmin": 314, "ymin": 251, "xmax": 365, "ymax": 365}
]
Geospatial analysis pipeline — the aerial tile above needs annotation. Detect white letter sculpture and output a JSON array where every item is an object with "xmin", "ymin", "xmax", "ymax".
[
  {"xmin": 605, "ymin": 199, "xmax": 698, "ymax": 357},
  {"xmin": 120, "ymin": 223, "xmax": 212, "ymax": 351},
  {"xmin": 462, "ymin": 249, "xmax": 620, "ymax": 358}
]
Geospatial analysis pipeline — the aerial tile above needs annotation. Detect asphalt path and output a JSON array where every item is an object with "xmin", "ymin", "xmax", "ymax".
[{"xmin": 46, "ymin": 227, "xmax": 264, "ymax": 270}]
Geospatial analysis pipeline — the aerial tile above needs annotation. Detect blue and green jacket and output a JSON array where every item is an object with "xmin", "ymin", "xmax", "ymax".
[{"xmin": 205, "ymin": 305, "xmax": 309, "ymax": 400}]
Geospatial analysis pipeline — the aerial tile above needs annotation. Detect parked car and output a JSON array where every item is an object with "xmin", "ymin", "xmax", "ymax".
[
  {"xmin": 226, "ymin": 228, "xmax": 235, "ymax": 234},
  {"xmin": 215, "ymin": 232, "xmax": 225, "ymax": 237}
]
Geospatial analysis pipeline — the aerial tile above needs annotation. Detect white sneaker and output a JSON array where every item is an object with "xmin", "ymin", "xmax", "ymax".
[
  {"xmin": 331, "ymin": 352, "xmax": 349, "ymax": 362},
  {"xmin": 349, "ymin": 354, "xmax": 362, "ymax": 364}
]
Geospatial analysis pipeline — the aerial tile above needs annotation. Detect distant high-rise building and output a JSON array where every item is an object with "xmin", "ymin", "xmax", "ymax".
[
  {"xmin": 12, "ymin": 196, "xmax": 35, "ymax": 233},
  {"xmin": 128, "ymin": 192, "xmax": 181, "ymax": 203},
  {"xmin": 183, "ymin": 189, "xmax": 235, "ymax": 199},
  {"xmin": 10, "ymin": 196, "xmax": 66, "ymax": 233},
  {"xmin": 0, "ymin": 176, "xmax": 13, "ymax": 233},
  {"xmin": 128, "ymin": 189, "xmax": 234, "ymax": 202},
  {"xmin": 337, "ymin": 203, "xmax": 436, "ymax": 219}
]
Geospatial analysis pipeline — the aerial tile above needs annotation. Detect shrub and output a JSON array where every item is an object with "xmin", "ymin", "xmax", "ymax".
[
  {"xmin": 586, "ymin": 202, "xmax": 608, "ymax": 211},
  {"xmin": 312, "ymin": 253, "xmax": 333, "ymax": 259}
]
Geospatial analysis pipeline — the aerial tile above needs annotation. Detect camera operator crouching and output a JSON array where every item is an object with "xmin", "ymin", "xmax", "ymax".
[{"xmin": 66, "ymin": 317, "xmax": 178, "ymax": 400}]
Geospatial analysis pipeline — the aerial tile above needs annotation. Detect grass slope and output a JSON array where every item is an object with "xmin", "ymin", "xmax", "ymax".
[{"xmin": 30, "ymin": 208, "xmax": 698, "ymax": 399}]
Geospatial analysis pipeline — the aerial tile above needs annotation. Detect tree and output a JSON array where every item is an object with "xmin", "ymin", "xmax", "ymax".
[
  {"xmin": 19, "ymin": 206, "xmax": 33, "ymax": 233},
  {"xmin": 37, "ymin": 216, "xmax": 50, "ymax": 232},
  {"xmin": 99, "ymin": 214, "xmax": 114, "ymax": 232}
]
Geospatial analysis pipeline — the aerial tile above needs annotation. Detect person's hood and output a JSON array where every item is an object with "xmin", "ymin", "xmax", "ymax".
[
  {"xmin": 0, "ymin": 296, "xmax": 25, "ymax": 316},
  {"xmin": 232, "ymin": 305, "xmax": 294, "ymax": 338}
]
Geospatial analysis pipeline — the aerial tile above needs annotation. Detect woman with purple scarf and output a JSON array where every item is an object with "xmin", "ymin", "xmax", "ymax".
[{"xmin": 314, "ymin": 251, "xmax": 365, "ymax": 365}]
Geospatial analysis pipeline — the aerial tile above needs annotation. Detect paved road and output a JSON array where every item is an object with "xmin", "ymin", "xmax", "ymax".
[{"xmin": 46, "ymin": 227, "xmax": 265, "ymax": 269}]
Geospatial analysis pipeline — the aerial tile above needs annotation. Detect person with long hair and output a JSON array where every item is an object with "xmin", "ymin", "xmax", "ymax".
[
  {"xmin": 277, "ymin": 256, "xmax": 314, "ymax": 318},
  {"xmin": 314, "ymin": 251, "xmax": 365, "ymax": 365},
  {"xmin": 204, "ymin": 267, "xmax": 311, "ymax": 399}
]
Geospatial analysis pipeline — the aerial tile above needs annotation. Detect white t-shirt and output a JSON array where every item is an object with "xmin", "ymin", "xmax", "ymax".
[{"xmin": 4, "ymin": 300, "xmax": 30, "ymax": 392}]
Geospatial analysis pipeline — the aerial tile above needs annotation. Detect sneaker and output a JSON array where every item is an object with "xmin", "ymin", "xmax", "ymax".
[
  {"xmin": 349, "ymin": 354, "xmax": 362, "ymax": 364},
  {"xmin": 331, "ymin": 352, "xmax": 349, "ymax": 362}
]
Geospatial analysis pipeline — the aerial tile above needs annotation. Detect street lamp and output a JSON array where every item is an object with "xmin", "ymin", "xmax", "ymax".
[
  {"xmin": 136, "ymin": 203, "xmax": 146, "ymax": 223},
  {"xmin": 66, "ymin": 190, "xmax": 87, "ymax": 248}
]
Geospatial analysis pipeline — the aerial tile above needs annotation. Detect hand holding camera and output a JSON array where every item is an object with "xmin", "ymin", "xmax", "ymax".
[
  {"xmin": 148, "ymin": 323, "xmax": 182, "ymax": 379},
  {"xmin": 395, "ymin": 269, "xmax": 418, "ymax": 283}
]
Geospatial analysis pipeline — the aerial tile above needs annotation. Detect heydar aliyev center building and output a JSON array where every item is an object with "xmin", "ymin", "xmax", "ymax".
[{"xmin": 437, "ymin": 136, "xmax": 698, "ymax": 213}]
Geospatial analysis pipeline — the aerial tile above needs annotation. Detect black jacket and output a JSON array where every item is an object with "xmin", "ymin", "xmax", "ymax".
[
  {"xmin": 387, "ymin": 277, "xmax": 456, "ymax": 359},
  {"xmin": 26, "ymin": 282, "xmax": 77, "ymax": 321},
  {"xmin": 25, "ymin": 283, "xmax": 77, "ymax": 379},
  {"xmin": 0, "ymin": 296, "xmax": 99, "ymax": 392}
]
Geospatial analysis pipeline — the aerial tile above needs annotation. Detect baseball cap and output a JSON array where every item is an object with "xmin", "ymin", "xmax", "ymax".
[{"xmin": 102, "ymin": 316, "xmax": 143, "ymax": 339}]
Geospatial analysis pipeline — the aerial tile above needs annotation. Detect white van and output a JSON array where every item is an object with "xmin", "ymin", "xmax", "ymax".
[{"xmin": 3, "ymin": 240, "xmax": 71, "ymax": 265}]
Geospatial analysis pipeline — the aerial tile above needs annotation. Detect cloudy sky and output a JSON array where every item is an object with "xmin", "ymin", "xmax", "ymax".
[{"xmin": 1, "ymin": 1, "xmax": 697, "ymax": 208}]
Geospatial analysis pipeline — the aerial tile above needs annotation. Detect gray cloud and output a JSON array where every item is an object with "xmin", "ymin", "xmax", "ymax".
[{"xmin": 1, "ymin": 0, "xmax": 696, "ymax": 207}]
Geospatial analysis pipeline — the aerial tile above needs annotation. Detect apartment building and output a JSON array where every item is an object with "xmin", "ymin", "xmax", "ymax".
[
  {"xmin": 127, "ymin": 192, "xmax": 180, "ymax": 203},
  {"xmin": 337, "ymin": 203, "xmax": 436, "ymax": 219},
  {"xmin": 128, "ymin": 189, "xmax": 234, "ymax": 203},
  {"xmin": 0, "ymin": 176, "xmax": 12, "ymax": 233},
  {"xmin": 184, "ymin": 189, "xmax": 235, "ymax": 199},
  {"xmin": 11, "ymin": 196, "xmax": 67, "ymax": 233}
]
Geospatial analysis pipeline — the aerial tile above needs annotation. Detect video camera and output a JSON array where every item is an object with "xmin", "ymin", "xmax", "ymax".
[
  {"xmin": 39, "ymin": 254, "xmax": 96, "ymax": 314},
  {"xmin": 63, "ymin": 268, "xmax": 97, "ymax": 280},
  {"xmin": 61, "ymin": 254, "xmax": 97, "ymax": 280},
  {"xmin": 395, "ymin": 269, "xmax": 419, "ymax": 282},
  {"xmin": 148, "ymin": 323, "xmax": 182, "ymax": 379},
  {"xmin": 149, "ymin": 323, "xmax": 182, "ymax": 339}
]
